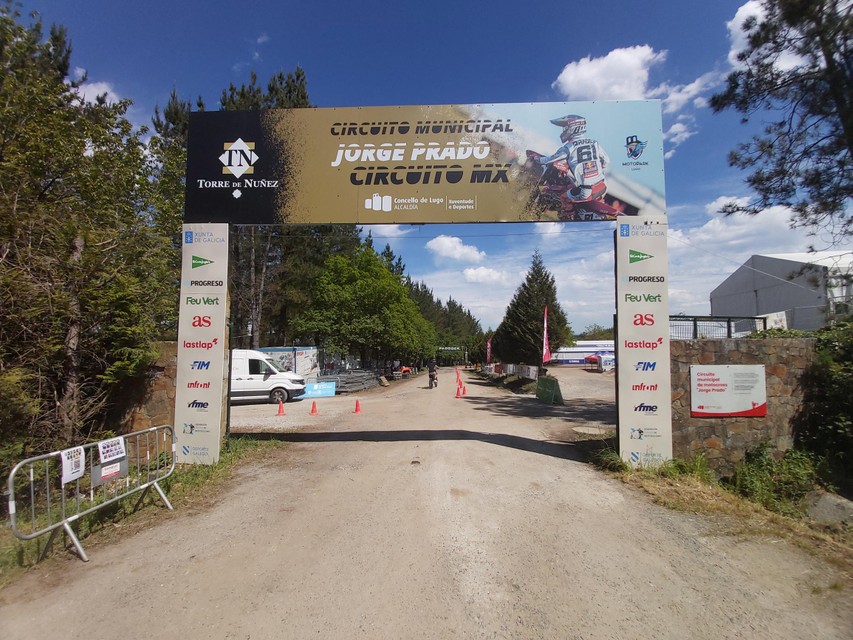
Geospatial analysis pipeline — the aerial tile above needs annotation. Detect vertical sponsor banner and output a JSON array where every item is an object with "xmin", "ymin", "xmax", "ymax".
[
  {"xmin": 615, "ymin": 218, "xmax": 672, "ymax": 466},
  {"xmin": 174, "ymin": 224, "xmax": 229, "ymax": 464}
]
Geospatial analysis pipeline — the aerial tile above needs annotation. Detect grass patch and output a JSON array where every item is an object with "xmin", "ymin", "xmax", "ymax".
[{"xmin": 0, "ymin": 437, "xmax": 287, "ymax": 589}]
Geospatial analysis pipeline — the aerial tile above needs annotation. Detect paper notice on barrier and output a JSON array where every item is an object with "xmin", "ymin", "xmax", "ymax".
[
  {"xmin": 61, "ymin": 446, "xmax": 85, "ymax": 485},
  {"xmin": 97, "ymin": 437, "xmax": 126, "ymax": 464}
]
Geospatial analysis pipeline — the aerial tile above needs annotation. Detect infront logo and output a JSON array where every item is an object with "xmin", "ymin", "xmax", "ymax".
[{"xmin": 219, "ymin": 139, "xmax": 258, "ymax": 178}]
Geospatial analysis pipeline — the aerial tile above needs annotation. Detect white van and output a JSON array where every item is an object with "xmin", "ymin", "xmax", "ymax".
[{"xmin": 230, "ymin": 349, "xmax": 306, "ymax": 403}]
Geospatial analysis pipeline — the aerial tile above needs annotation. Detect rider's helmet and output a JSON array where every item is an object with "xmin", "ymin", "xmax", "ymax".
[{"xmin": 550, "ymin": 114, "xmax": 587, "ymax": 143}]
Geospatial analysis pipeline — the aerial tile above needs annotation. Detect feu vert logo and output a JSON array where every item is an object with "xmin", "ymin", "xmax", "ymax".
[
  {"xmin": 629, "ymin": 250, "xmax": 653, "ymax": 264},
  {"xmin": 192, "ymin": 256, "xmax": 214, "ymax": 269},
  {"xmin": 219, "ymin": 138, "xmax": 258, "ymax": 178}
]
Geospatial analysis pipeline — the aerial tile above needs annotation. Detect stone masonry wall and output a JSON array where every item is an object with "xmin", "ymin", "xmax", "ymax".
[{"xmin": 670, "ymin": 338, "xmax": 816, "ymax": 478}]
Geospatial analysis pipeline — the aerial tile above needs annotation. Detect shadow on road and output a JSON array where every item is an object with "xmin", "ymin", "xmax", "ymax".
[
  {"xmin": 462, "ymin": 395, "xmax": 617, "ymax": 426},
  {"xmin": 232, "ymin": 429, "xmax": 614, "ymax": 463}
]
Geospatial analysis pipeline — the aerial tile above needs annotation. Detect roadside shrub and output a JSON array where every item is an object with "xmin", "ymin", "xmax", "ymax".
[
  {"xmin": 592, "ymin": 448, "xmax": 630, "ymax": 472},
  {"xmin": 792, "ymin": 320, "xmax": 853, "ymax": 497},
  {"xmin": 655, "ymin": 453, "xmax": 715, "ymax": 484},
  {"xmin": 729, "ymin": 441, "xmax": 817, "ymax": 517}
]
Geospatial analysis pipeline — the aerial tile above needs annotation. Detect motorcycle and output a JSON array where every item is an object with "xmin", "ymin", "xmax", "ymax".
[
  {"xmin": 525, "ymin": 150, "xmax": 622, "ymax": 222},
  {"xmin": 428, "ymin": 370, "xmax": 437, "ymax": 389}
]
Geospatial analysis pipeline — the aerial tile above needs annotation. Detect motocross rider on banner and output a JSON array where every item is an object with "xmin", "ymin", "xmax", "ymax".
[{"xmin": 527, "ymin": 114, "xmax": 610, "ymax": 203}]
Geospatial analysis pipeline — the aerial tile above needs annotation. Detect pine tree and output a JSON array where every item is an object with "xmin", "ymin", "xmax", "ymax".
[
  {"xmin": 710, "ymin": 0, "xmax": 852, "ymax": 242},
  {"xmin": 492, "ymin": 251, "xmax": 571, "ymax": 365}
]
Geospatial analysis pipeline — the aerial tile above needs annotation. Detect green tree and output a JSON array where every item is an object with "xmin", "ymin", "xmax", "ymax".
[
  {"xmin": 492, "ymin": 251, "xmax": 571, "ymax": 365},
  {"xmin": 710, "ymin": 0, "xmax": 852, "ymax": 241},
  {"xmin": 578, "ymin": 324, "xmax": 614, "ymax": 340},
  {"xmin": 0, "ymin": 5, "xmax": 168, "ymax": 447},
  {"xmin": 295, "ymin": 247, "xmax": 436, "ymax": 364}
]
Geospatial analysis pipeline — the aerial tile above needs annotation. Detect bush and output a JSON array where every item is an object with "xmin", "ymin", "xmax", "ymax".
[
  {"xmin": 792, "ymin": 320, "xmax": 853, "ymax": 497},
  {"xmin": 729, "ymin": 441, "xmax": 817, "ymax": 517}
]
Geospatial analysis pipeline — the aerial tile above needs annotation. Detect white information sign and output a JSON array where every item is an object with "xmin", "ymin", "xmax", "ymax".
[
  {"xmin": 97, "ymin": 437, "xmax": 126, "ymax": 464},
  {"xmin": 174, "ymin": 223, "xmax": 230, "ymax": 465},
  {"xmin": 60, "ymin": 446, "xmax": 85, "ymax": 485},
  {"xmin": 690, "ymin": 365, "xmax": 767, "ymax": 417},
  {"xmin": 615, "ymin": 218, "xmax": 672, "ymax": 466}
]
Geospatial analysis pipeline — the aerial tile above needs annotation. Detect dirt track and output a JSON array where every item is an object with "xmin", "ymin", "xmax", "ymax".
[{"xmin": 1, "ymin": 368, "xmax": 850, "ymax": 639}]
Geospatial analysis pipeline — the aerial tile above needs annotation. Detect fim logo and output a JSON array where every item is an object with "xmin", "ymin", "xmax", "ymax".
[
  {"xmin": 628, "ymin": 249, "xmax": 653, "ymax": 264},
  {"xmin": 192, "ymin": 255, "xmax": 214, "ymax": 269},
  {"xmin": 635, "ymin": 361, "xmax": 656, "ymax": 372},
  {"xmin": 191, "ymin": 360, "xmax": 211, "ymax": 370},
  {"xmin": 365, "ymin": 193, "xmax": 392, "ymax": 212},
  {"xmin": 219, "ymin": 138, "xmax": 258, "ymax": 179},
  {"xmin": 625, "ymin": 135, "xmax": 647, "ymax": 159}
]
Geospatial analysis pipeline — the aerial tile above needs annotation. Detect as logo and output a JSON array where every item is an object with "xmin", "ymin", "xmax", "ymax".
[
  {"xmin": 633, "ymin": 313, "xmax": 655, "ymax": 326},
  {"xmin": 192, "ymin": 255, "xmax": 214, "ymax": 269},
  {"xmin": 219, "ymin": 138, "xmax": 258, "ymax": 178},
  {"xmin": 191, "ymin": 315, "xmax": 212, "ymax": 328},
  {"xmin": 628, "ymin": 249, "xmax": 653, "ymax": 264}
]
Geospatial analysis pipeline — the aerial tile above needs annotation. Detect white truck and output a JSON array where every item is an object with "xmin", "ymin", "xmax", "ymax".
[{"xmin": 230, "ymin": 349, "xmax": 306, "ymax": 404}]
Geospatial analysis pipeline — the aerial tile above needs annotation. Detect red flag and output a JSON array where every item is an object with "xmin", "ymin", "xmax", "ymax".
[
  {"xmin": 486, "ymin": 338, "xmax": 492, "ymax": 364},
  {"xmin": 542, "ymin": 306, "xmax": 551, "ymax": 364}
]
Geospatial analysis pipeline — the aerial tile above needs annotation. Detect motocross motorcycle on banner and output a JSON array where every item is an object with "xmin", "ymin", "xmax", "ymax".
[{"xmin": 525, "ymin": 150, "xmax": 623, "ymax": 222}]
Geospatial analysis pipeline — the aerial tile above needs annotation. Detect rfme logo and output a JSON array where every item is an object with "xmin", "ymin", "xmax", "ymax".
[{"xmin": 365, "ymin": 193, "xmax": 392, "ymax": 212}]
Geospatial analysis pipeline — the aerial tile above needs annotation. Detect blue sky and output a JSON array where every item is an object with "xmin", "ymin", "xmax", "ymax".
[{"xmin": 20, "ymin": 0, "xmax": 847, "ymax": 332}]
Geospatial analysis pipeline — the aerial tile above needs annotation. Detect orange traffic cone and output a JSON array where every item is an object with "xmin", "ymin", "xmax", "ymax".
[
  {"xmin": 462, "ymin": 385, "xmax": 467, "ymax": 396},
  {"xmin": 354, "ymin": 400, "xmax": 362, "ymax": 414},
  {"xmin": 277, "ymin": 400, "xmax": 285, "ymax": 416},
  {"xmin": 310, "ymin": 401, "xmax": 318, "ymax": 415},
  {"xmin": 455, "ymin": 385, "xmax": 462, "ymax": 398}
]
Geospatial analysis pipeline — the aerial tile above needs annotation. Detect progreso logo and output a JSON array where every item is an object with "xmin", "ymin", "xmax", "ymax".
[
  {"xmin": 184, "ymin": 280, "xmax": 224, "ymax": 288},
  {"xmin": 625, "ymin": 275, "xmax": 665, "ymax": 283},
  {"xmin": 623, "ymin": 338, "xmax": 664, "ymax": 350}
]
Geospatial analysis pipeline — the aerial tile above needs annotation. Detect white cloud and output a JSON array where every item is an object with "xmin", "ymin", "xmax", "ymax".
[
  {"xmin": 726, "ymin": 1, "xmax": 804, "ymax": 71},
  {"xmin": 425, "ymin": 235, "xmax": 486, "ymax": 263},
  {"xmin": 256, "ymin": 33, "xmax": 270, "ymax": 45},
  {"xmin": 463, "ymin": 267, "xmax": 510, "ymax": 285},
  {"xmin": 726, "ymin": 1, "xmax": 763, "ymax": 67},
  {"xmin": 652, "ymin": 71, "xmax": 722, "ymax": 114},
  {"xmin": 73, "ymin": 79, "xmax": 122, "ymax": 105},
  {"xmin": 535, "ymin": 222, "xmax": 564, "ymax": 235},
  {"xmin": 664, "ymin": 121, "xmax": 697, "ymax": 146},
  {"xmin": 552, "ymin": 45, "xmax": 668, "ymax": 101},
  {"xmin": 366, "ymin": 224, "xmax": 416, "ymax": 238}
]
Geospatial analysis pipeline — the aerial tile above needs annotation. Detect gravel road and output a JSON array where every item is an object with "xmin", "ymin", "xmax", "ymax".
[{"xmin": 1, "ymin": 368, "xmax": 850, "ymax": 639}]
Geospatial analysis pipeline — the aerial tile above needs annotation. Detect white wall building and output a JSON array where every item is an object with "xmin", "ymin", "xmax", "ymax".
[{"xmin": 709, "ymin": 252, "xmax": 852, "ymax": 331}]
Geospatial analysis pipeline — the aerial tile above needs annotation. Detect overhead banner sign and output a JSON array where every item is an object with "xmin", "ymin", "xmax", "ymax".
[{"xmin": 185, "ymin": 101, "xmax": 664, "ymax": 225}]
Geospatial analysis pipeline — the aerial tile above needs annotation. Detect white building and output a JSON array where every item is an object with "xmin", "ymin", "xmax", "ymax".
[{"xmin": 709, "ymin": 252, "xmax": 852, "ymax": 330}]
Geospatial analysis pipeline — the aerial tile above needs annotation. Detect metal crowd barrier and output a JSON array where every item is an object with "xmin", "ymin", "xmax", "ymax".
[{"xmin": 6, "ymin": 425, "xmax": 175, "ymax": 562}]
